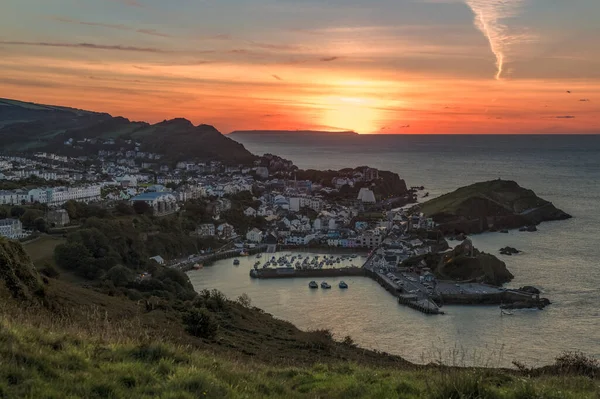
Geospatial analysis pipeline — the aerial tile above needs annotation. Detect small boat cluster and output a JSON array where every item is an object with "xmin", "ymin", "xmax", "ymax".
[
  {"xmin": 252, "ymin": 253, "xmax": 358, "ymax": 270},
  {"xmin": 309, "ymin": 280, "xmax": 348, "ymax": 289}
]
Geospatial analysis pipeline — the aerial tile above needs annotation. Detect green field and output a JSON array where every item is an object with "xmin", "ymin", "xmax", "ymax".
[{"xmin": 23, "ymin": 235, "xmax": 66, "ymax": 266}]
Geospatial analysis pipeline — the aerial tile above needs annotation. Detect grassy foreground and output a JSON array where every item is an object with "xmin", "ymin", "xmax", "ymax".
[{"xmin": 1, "ymin": 319, "xmax": 598, "ymax": 399}]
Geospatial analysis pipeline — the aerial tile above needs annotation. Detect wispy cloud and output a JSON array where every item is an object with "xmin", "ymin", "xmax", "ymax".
[
  {"xmin": 320, "ymin": 56, "xmax": 339, "ymax": 62},
  {"xmin": 464, "ymin": 0, "xmax": 527, "ymax": 80},
  {"xmin": 271, "ymin": 74, "xmax": 283, "ymax": 81},
  {"xmin": 52, "ymin": 17, "xmax": 171, "ymax": 38},
  {"xmin": 110, "ymin": 0, "xmax": 144, "ymax": 7},
  {"xmin": 0, "ymin": 41, "xmax": 171, "ymax": 53}
]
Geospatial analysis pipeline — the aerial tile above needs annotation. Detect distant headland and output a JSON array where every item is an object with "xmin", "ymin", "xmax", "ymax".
[{"xmin": 228, "ymin": 130, "xmax": 359, "ymax": 136}]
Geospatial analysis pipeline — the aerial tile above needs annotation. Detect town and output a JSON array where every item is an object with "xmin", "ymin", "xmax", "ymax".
[{"xmin": 0, "ymin": 147, "xmax": 550, "ymax": 316}]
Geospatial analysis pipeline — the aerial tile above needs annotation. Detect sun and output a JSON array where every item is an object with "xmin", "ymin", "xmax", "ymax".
[{"xmin": 320, "ymin": 97, "xmax": 383, "ymax": 133}]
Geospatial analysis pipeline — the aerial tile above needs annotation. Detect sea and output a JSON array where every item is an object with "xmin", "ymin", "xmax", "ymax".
[{"xmin": 188, "ymin": 134, "xmax": 600, "ymax": 368}]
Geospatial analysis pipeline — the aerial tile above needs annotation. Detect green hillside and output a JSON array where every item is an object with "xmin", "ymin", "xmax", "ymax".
[{"xmin": 0, "ymin": 98, "xmax": 256, "ymax": 164}]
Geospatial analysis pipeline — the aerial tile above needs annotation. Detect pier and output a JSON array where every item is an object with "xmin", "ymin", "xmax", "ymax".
[{"xmin": 250, "ymin": 267, "xmax": 365, "ymax": 279}]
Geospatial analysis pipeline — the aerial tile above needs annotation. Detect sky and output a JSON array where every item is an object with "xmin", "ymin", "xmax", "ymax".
[{"xmin": 1, "ymin": 0, "xmax": 599, "ymax": 134}]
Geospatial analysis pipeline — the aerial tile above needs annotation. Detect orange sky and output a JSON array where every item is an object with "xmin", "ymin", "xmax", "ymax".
[{"xmin": 1, "ymin": 0, "xmax": 599, "ymax": 134}]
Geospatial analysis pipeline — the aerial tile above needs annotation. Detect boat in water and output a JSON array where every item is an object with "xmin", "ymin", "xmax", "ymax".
[
  {"xmin": 339, "ymin": 281, "xmax": 348, "ymax": 289},
  {"xmin": 233, "ymin": 259, "xmax": 240, "ymax": 266},
  {"xmin": 309, "ymin": 281, "xmax": 318, "ymax": 289},
  {"xmin": 321, "ymin": 281, "xmax": 331, "ymax": 289}
]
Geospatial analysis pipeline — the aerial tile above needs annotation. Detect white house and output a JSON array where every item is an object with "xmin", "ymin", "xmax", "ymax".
[
  {"xmin": 196, "ymin": 223, "xmax": 215, "ymax": 237},
  {"xmin": 246, "ymin": 228, "xmax": 263, "ymax": 243},
  {"xmin": 357, "ymin": 188, "xmax": 376, "ymax": 203},
  {"xmin": 313, "ymin": 218, "xmax": 323, "ymax": 231},
  {"xmin": 0, "ymin": 218, "xmax": 25, "ymax": 239},
  {"xmin": 244, "ymin": 207, "xmax": 257, "ymax": 217},
  {"xmin": 149, "ymin": 255, "xmax": 165, "ymax": 265},
  {"xmin": 217, "ymin": 223, "xmax": 236, "ymax": 239}
]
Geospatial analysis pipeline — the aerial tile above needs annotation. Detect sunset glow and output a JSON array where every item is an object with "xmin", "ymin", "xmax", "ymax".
[{"xmin": 1, "ymin": 0, "xmax": 599, "ymax": 133}]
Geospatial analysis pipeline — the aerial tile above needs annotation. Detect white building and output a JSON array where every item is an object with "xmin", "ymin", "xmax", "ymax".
[
  {"xmin": 357, "ymin": 188, "xmax": 376, "ymax": 203},
  {"xmin": 358, "ymin": 231, "xmax": 383, "ymax": 248},
  {"xmin": 196, "ymin": 223, "xmax": 215, "ymax": 237},
  {"xmin": 130, "ymin": 192, "xmax": 178, "ymax": 215},
  {"xmin": 246, "ymin": 228, "xmax": 264, "ymax": 243},
  {"xmin": 46, "ymin": 185, "xmax": 102, "ymax": 206},
  {"xmin": 0, "ymin": 218, "xmax": 25, "ymax": 239},
  {"xmin": 244, "ymin": 207, "xmax": 257, "ymax": 217}
]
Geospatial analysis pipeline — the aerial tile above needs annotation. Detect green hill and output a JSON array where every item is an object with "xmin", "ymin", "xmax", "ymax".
[
  {"xmin": 420, "ymin": 180, "xmax": 571, "ymax": 233},
  {"xmin": 0, "ymin": 98, "xmax": 256, "ymax": 164}
]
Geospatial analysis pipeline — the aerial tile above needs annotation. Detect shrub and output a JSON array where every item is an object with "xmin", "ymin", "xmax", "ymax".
[
  {"xmin": 182, "ymin": 309, "xmax": 218, "ymax": 339},
  {"xmin": 40, "ymin": 262, "xmax": 60, "ymax": 278},
  {"xmin": 427, "ymin": 371, "xmax": 499, "ymax": 399},
  {"xmin": 198, "ymin": 289, "xmax": 228, "ymax": 312},
  {"xmin": 236, "ymin": 293, "xmax": 252, "ymax": 308},
  {"xmin": 342, "ymin": 335, "xmax": 356, "ymax": 348},
  {"xmin": 554, "ymin": 351, "xmax": 599, "ymax": 378}
]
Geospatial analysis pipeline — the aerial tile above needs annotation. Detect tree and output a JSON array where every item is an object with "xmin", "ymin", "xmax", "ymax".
[
  {"xmin": 54, "ymin": 242, "xmax": 92, "ymax": 271},
  {"xmin": 33, "ymin": 217, "xmax": 47, "ymax": 233},
  {"xmin": 20, "ymin": 209, "xmax": 44, "ymax": 229},
  {"xmin": 133, "ymin": 201, "xmax": 153, "ymax": 216},
  {"xmin": 64, "ymin": 200, "xmax": 78, "ymax": 219},
  {"xmin": 115, "ymin": 201, "xmax": 135, "ymax": 216},
  {"xmin": 106, "ymin": 265, "xmax": 134, "ymax": 287},
  {"xmin": 10, "ymin": 206, "xmax": 26, "ymax": 218}
]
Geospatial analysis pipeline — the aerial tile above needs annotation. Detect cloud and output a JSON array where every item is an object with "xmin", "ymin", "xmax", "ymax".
[
  {"xmin": 555, "ymin": 115, "xmax": 576, "ymax": 119},
  {"xmin": 579, "ymin": 99, "xmax": 590, "ymax": 102},
  {"xmin": 52, "ymin": 16, "xmax": 172, "ymax": 38},
  {"xmin": 320, "ymin": 56, "xmax": 339, "ymax": 62},
  {"xmin": 110, "ymin": 0, "xmax": 144, "ymax": 7},
  {"xmin": 0, "ymin": 41, "xmax": 171, "ymax": 53},
  {"xmin": 271, "ymin": 74, "xmax": 283, "ymax": 81},
  {"xmin": 464, "ymin": 0, "xmax": 527, "ymax": 80}
]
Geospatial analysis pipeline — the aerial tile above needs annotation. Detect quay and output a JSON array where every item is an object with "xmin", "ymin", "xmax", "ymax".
[{"xmin": 250, "ymin": 267, "xmax": 364, "ymax": 279}]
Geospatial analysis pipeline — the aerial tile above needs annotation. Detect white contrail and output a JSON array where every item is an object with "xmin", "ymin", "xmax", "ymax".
[{"xmin": 465, "ymin": 0, "xmax": 525, "ymax": 80}]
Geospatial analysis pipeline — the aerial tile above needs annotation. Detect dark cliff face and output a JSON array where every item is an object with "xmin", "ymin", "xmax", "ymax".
[
  {"xmin": 421, "ymin": 180, "xmax": 571, "ymax": 234},
  {"xmin": 0, "ymin": 98, "xmax": 257, "ymax": 165}
]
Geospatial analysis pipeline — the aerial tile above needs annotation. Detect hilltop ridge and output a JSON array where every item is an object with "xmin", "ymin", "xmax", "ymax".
[{"xmin": 0, "ymin": 98, "xmax": 256, "ymax": 164}]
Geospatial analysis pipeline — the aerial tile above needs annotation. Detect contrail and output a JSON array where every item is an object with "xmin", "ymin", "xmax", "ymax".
[{"xmin": 465, "ymin": 0, "xmax": 525, "ymax": 80}]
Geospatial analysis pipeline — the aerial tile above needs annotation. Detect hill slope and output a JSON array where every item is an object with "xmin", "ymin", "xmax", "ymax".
[
  {"xmin": 0, "ymin": 98, "xmax": 256, "ymax": 164},
  {"xmin": 0, "ymin": 239, "xmax": 598, "ymax": 398},
  {"xmin": 420, "ymin": 180, "xmax": 571, "ymax": 233}
]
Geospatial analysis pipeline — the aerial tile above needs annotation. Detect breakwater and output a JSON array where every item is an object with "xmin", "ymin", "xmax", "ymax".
[
  {"xmin": 365, "ymin": 268, "xmax": 444, "ymax": 315},
  {"xmin": 250, "ymin": 267, "xmax": 365, "ymax": 279}
]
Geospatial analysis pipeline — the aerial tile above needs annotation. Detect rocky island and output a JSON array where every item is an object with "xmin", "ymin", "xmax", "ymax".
[{"xmin": 419, "ymin": 179, "xmax": 572, "ymax": 234}]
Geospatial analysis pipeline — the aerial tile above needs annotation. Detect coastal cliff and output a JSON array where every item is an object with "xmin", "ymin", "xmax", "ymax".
[
  {"xmin": 433, "ymin": 239, "xmax": 515, "ymax": 286},
  {"xmin": 420, "ymin": 180, "xmax": 571, "ymax": 234}
]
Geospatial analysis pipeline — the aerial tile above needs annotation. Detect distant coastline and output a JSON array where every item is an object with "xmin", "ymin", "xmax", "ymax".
[{"xmin": 228, "ymin": 130, "xmax": 359, "ymax": 136}]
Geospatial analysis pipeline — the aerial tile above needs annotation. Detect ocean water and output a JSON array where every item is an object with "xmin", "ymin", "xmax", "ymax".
[{"xmin": 189, "ymin": 135, "xmax": 600, "ymax": 367}]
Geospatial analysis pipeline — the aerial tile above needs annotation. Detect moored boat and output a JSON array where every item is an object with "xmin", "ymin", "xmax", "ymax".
[
  {"xmin": 339, "ymin": 281, "xmax": 348, "ymax": 289},
  {"xmin": 321, "ymin": 281, "xmax": 331, "ymax": 289},
  {"xmin": 309, "ymin": 281, "xmax": 318, "ymax": 289},
  {"xmin": 233, "ymin": 259, "xmax": 240, "ymax": 265}
]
